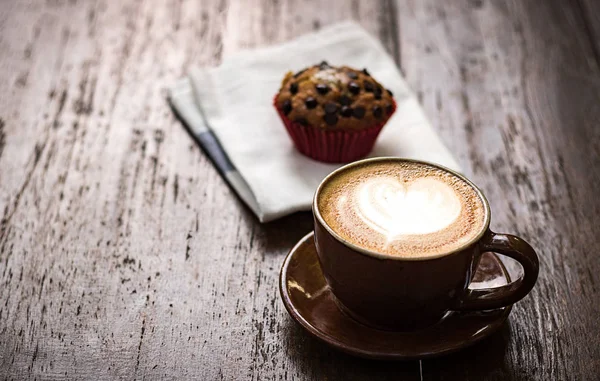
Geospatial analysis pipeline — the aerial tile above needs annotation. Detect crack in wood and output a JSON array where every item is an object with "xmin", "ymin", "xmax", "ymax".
[
  {"xmin": 134, "ymin": 317, "xmax": 146, "ymax": 375},
  {"xmin": 575, "ymin": 0, "xmax": 600, "ymax": 71},
  {"xmin": 0, "ymin": 118, "xmax": 5, "ymax": 162},
  {"xmin": 0, "ymin": 142, "xmax": 46, "ymax": 246},
  {"xmin": 380, "ymin": 0, "xmax": 401, "ymax": 66}
]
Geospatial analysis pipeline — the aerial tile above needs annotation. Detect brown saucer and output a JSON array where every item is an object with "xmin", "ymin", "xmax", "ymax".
[{"xmin": 279, "ymin": 232, "xmax": 512, "ymax": 360}]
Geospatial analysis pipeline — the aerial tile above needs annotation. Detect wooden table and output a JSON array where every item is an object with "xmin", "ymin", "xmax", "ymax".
[{"xmin": 1, "ymin": 0, "xmax": 599, "ymax": 379}]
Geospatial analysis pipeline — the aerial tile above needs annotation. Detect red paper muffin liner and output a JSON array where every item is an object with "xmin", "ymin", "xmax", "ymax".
[{"xmin": 274, "ymin": 96, "xmax": 397, "ymax": 163}]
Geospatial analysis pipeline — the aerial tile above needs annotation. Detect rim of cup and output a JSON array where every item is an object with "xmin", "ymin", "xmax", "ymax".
[{"xmin": 312, "ymin": 157, "xmax": 492, "ymax": 261}]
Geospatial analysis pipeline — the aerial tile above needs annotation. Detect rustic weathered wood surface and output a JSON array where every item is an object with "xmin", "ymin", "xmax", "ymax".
[{"xmin": 1, "ymin": 0, "xmax": 599, "ymax": 380}]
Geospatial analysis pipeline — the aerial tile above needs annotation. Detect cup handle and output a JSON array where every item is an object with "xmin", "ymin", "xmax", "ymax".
[{"xmin": 454, "ymin": 231, "xmax": 540, "ymax": 311}]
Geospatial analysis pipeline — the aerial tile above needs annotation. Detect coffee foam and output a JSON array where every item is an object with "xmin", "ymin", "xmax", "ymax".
[{"xmin": 318, "ymin": 161, "xmax": 486, "ymax": 257}]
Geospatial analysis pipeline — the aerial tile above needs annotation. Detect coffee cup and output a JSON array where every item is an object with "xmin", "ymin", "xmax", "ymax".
[{"xmin": 313, "ymin": 157, "xmax": 539, "ymax": 331}]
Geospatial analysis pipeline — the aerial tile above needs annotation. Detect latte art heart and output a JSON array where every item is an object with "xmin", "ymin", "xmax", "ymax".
[{"xmin": 355, "ymin": 177, "xmax": 462, "ymax": 240}]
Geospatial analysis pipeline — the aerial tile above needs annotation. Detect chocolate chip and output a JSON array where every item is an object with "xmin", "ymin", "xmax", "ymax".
[
  {"xmin": 294, "ymin": 117, "xmax": 309, "ymax": 126},
  {"xmin": 324, "ymin": 113, "xmax": 338, "ymax": 126},
  {"xmin": 374, "ymin": 86, "xmax": 382, "ymax": 98},
  {"xmin": 305, "ymin": 97, "xmax": 318, "ymax": 109},
  {"xmin": 294, "ymin": 68, "xmax": 307, "ymax": 78},
  {"xmin": 347, "ymin": 71, "xmax": 358, "ymax": 79},
  {"xmin": 319, "ymin": 61, "xmax": 330, "ymax": 70},
  {"xmin": 373, "ymin": 106, "xmax": 383, "ymax": 119},
  {"xmin": 316, "ymin": 83, "xmax": 330, "ymax": 95},
  {"xmin": 353, "ymin": 107, "xmax": 365, "ymax": 119},
  {"xmin": 348, "ymin": 82, "xmax": 360, "ymax": 94},
  {"xmin": 386, "ymin": 103, "xmax": 394, "ymax": 115},
  {"xmin": 362, "ymin": 68, "xmax": 370, "ymax": 76},
  {"xmin": 386, "ymin": 88, "xmax": 393, "ymax": 96},
  {"xmin": 338, "ymin": 95, "xmax": 351, "ymax": 106},
  {"xmin": 282, "ymin": 100, "xmax": 292, "ymax": 115},
  {"xmin": 364, "ymin": 81, "xmax": 374, "ymax": 92},
  {"xmin": 324, "ymin": 102, "xmax": 338, "ymax": 114},
  {"xmin": 340, "ymin": 106, "xmax": 353, "ymax": 117},
  {"xmin": 290, "ymin": 83, "xmax": 298, "ymax": 95}
]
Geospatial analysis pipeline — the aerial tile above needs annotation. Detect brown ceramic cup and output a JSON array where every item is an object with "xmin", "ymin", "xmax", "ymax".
[{"xmin": 313, "ymin": 158, "xmax": 539, "ymax": 331}]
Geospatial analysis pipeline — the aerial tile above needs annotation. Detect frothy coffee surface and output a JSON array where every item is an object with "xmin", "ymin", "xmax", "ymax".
[{"xmin": 317, "ymin": 161, "xmax": 486, "ymax": 257}]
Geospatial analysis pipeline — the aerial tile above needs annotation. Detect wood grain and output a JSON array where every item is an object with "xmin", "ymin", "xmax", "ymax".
[{"xmin": 0, "ymin": 0, "xmax": 598, "ymax": 380}]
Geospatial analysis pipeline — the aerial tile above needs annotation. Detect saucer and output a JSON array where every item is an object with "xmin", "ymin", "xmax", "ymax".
[{"xmin": 279, "ymin": 232, "xmax": 512, "ymax": 360}]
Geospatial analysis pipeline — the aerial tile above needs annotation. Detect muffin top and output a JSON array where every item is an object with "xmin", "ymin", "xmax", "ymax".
[{"xmin": 275, "ymin": 62, "xmax": 395, "ymax": 131}]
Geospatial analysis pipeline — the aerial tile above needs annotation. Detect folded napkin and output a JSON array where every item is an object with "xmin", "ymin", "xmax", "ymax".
[{"xmin": 169, "ymin": 22, "xmax": 460, "ymax": 222}]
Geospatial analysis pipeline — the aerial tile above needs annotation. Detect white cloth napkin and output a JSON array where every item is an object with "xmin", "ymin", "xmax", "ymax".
[{"xmin": 169, "ymin": 21, "xmax": 460, "ymax": 222}]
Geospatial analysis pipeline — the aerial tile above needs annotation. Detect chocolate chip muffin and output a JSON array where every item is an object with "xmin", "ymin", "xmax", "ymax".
[{"xmin": 274, "ymin": 61, "xmax": 396, "ymax": 163}]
